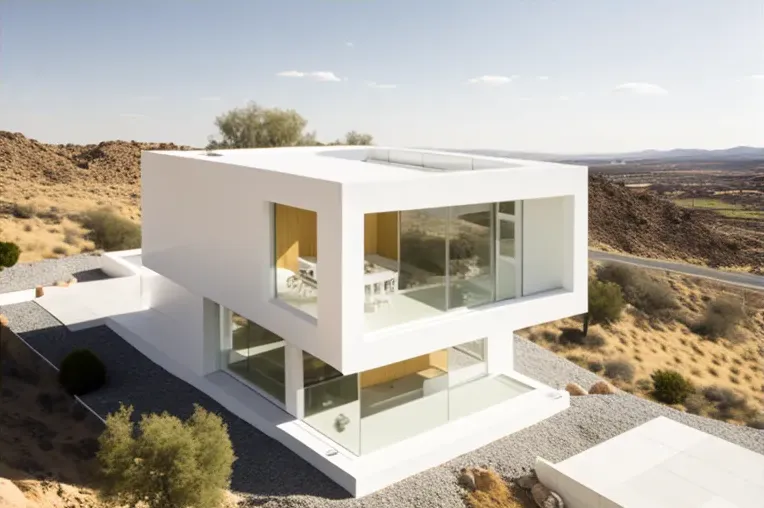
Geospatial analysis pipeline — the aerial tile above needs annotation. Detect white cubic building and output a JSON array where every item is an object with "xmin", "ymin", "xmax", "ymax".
[{"xmin": 135, "ymin": 146, "xmax": 588, "ymax": 497}]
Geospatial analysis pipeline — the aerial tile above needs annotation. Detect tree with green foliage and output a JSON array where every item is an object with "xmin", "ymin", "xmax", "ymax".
[
  {"xmin": 207, "ymin": 102, "xmax": 311, "ymax": 149},
  {"xmin": 583, "ymin": 279, "xmax": 625, "ymax": 335},
  {"xmin": 207, "ymin": 103, "xmax": 374, "ymax": 149},
  {"xmin": 0, "ymin": 241, "xmax": 20, "ymax": 271},
  {"xmin": 98, "ymin": 404, "xmax": 236, "ymax": 508}
]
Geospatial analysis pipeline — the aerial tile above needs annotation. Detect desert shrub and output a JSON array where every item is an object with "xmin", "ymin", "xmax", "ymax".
[
  {"xmin": 635, "ymin": 378, "xmax": 653, "ymax": 391},
  {"xmin": 52, "ymin": 246, "xmax": 67, "ymax": 255},
  {"xmin": 59, "ymin": 349, "xmax": 106, "ymax": 396},
  {"xmin": 98, "ymin": 404, "xmax": 236, "ymax": 508},
  {"xmin": 702, "ymin": 385, "xmax": 749, "ymax": 420},
  {"xmin": 587, "ymin": 360, "xmax": 604, "ymax": 373},
  {"xmin": 12, "ymin": 203, "xmax": 36, "ymax": 219},
  {"xmin": 588, "ymin": 280, "xmax": 625, "ymax": 324},
  {"xmin": 604, "ymin": 359, "xmax": 635, "ymax": 382},
  {"xmin": 584, "ymin": 331, "xmax": 607, "ymax": 348},
  {"xmin": 80, "ymin": 208, "xmax": 141, "ymax": 251},
  {"xmin": 0, "ymin": 242, "xmax": 21, "ymax": 270},
  {"xmin": 684, "ymin": 392, "xmax": 711, "ymax": 415},
  {"xmin": 693, "ymin": 297, "xmax": 746, "ymax": 340},
  {"xmin": 597, "ymin": 262, "xmax": 677, "ymax": 317},
  {"xmin": 747, "ymin": 417, "xmax": 764, "ymax": 430},
  {"xmin": 651, "ymin": 369, "xmax": 694, "ymax": 404}
]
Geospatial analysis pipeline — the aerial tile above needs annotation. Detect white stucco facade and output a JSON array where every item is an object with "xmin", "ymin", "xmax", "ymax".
[{"xmin": 133, "ymin": 146, "xmax": 588, "ymax": 496}]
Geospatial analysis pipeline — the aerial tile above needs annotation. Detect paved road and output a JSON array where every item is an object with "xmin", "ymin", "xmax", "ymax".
[{"xmin": 589, "ymin": 250, "xmax": 764, "ymax": 290}]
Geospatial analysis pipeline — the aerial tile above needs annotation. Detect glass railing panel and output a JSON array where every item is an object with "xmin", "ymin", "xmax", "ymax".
[
  {"xmin": 302, "ymin": 374, "xmax": 360, "ymax": 455},
  {"xmin": 359, "ymin": 366, "xmax": 449, "ymax": 454}
]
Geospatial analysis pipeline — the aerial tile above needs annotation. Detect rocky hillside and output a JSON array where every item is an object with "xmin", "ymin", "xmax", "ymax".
[
  {"xmin": 589, "ymin": 175, "xmax": 763, "ymax": 272},
  {"xmin": 0, "ymin": 131, "xmax": 761, "ymax": 270},
  {"xmin": 0, "ymin": 131, "xmax": 195, "ymax": 186}
]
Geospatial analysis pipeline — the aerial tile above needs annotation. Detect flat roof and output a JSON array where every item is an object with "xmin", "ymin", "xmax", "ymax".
[
  {"xmin": 553, "ymin": 417, "xmax": 764, "ymax": 507},
  {"xmin": 148, "ymin": 146, "xmax": 577, "ymax": 184}
]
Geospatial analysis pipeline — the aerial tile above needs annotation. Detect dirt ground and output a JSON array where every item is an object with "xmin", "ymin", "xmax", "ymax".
[{"xmin": 0, "ymin": 327, "xmax": 107, "ymax": 507}]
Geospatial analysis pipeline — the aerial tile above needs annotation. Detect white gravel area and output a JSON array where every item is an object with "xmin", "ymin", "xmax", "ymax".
[
  {"xmin": 0, "ymin": 253, "xmax": 106, "ymax": 294},
  {"xmin": 1, "ymin": 257, "xmax": 762, "ymax": 508}
]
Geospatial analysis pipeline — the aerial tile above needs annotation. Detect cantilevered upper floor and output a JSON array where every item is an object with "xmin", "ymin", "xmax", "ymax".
[{"xmin": 141, "ymin": 146, "xmax": 588, "ymax": 373}]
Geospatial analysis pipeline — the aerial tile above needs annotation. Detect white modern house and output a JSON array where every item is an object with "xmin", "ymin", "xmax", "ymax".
[{"xmin": 106, "ymin": 147, "xmax": 588, "ymax": 496}]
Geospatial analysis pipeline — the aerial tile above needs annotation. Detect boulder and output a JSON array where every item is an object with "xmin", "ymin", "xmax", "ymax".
[
  {"xmin": 458, "ymin": 468, "xmax": 476, "ymax": 491},
  {"xmin": 531, "ymin": 482, "xmax": 564, "ymax": 508},
  {"xmin": 565, "ymin": 382, "xmax": 587, "ymax": 396},
  {"xmin": 516, "ymin": 473, "xmax": 538, "ymax": 490},
  {"xmin": 0, "ymin": 314, "xmax": 8, "ymax": 328},
  {"xmin": 68, "ymin": 277, "xmax": 77, "ymax": 285},
  {"xmin": 34, "ymin": 286, "xmax": 44, "ymax": 298},
  {"xmin": 589, "ymin": 380, "xmax": 617, "ymax": 395}
]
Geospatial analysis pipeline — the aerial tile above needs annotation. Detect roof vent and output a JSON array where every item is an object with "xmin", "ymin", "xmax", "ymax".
[{"xmin": 205, "ymin": 151, "xmax": 223, "ymax": 157}]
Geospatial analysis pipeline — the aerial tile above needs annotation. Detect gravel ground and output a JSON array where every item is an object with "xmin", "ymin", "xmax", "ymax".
[
  {"xmin": 0, "ymin": 254, "xmax": 107, "ymax": 294},
  {"xmin": 2, "ymin": 282, "xmax": 763, "ymax": 508}
]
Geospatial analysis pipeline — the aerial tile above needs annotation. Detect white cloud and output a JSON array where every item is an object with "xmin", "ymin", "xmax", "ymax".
[
  {"xmin": 277, "ymin": 70, "xmax": 341, "ymax": 82},
  {"xmin": 132, "ymin": 95, "xmax": 160, "ymax": 101},
  {"xmin": 558, "ymin": 95, "xmax": 570, "ymax": 101},
  {"xmin": 367, "ymin": 81, "xmax": 397, "ymax": 89},
  {"xmin": 346, "ymin": 41, "xmax": 354, "ymax": 48},
  {"xmin": 518, "ymin": 97, "xmax": 532, "ymax": 101},
  {"xmin": 612, "ymin": 82, "xmax": 668, "ymax": 95},
  {"xmin": 467, "ymin": 75, "xmax": 515, "ymax": 85},
  {"xmin": 750, "ymin": 74, "xmax": 764, "ymax": 80},
  {"xmin": 119, "ymin": 113, "xmax": 148, "ymax": 119},
  {"xmin": 199, "ymin": 96, "xmax": 221, "ymax": 101},
  {"xmin": 537, "ymin": 76, "xmax": 549, "ymax": 81}
]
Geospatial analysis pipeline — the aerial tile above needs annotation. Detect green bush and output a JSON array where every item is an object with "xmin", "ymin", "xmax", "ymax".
[
  {"xmin": 588, "ymin": 280, "xmax": 625, "ymax": 324},
  {"xmin": 0, "ymin": 242, "xmax": 20, "ymax": 271},
  {"xmin": 597, "ymin": 263, "xmax": 677, "ymax": 317},
  {"xmin": 59, "ymin": 349, "xmax": 107, "ymax": 396},
  {"xmin": 651, "ymin": 369, "xmax": 694, "ymax": 404},
  {"xmin": 98, "ymin": 404, "xmax": 236, "ymax": 508},
  {"xmin": 80, "ymin": 208, "xmax": 141, "ymax": 251},
  {"xmin": 693, "ymin": 297, "xmax": 746, "ymax": 340}
]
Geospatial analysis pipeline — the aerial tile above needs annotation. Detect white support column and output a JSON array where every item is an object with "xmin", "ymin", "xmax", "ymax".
[
  {"xmin": 485, "ymin": 333, "xmax": 514, "ymax": 373},
  {"xmin": 284, "ymin": 344, "xmax": 304, "ymax": 418},
  {"xmin": 201, "ymin": 298, "xmax": 222, "ymax": 375},
  {"xmin": 316, "ymin": 193, "xmax": 365, "ymax": 373}
]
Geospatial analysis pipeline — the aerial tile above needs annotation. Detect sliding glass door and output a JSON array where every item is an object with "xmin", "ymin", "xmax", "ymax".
[{"xmin": 496, "ymin": 201, "xmax": 521, "ymax": 300}]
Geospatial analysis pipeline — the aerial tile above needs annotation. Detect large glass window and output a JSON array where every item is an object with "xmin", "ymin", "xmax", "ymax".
[
  {"xmin": 226, "ymin": 312, "xmax": 286, "ymax": 404},
  {"xmin": 363, "ymin": 201, "xmax": 523, "ymax": 331},
  {"xmin": 448, "ymin": 204, "xmax": 493, "ymax": 309},
  {"xmin": 398, "ymin": 207, "xmax": 449, "ymax": 312},
  {"xmin": 300, "ymin": 339, "xmax": 533, "ymax": 456},
  {"xmin": 274, "ymin": 203, "xmax": 318, "ymax": 317}
]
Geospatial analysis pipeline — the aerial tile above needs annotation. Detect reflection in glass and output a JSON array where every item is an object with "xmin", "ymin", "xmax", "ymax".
[
  {"xmin": 448, "ymin": 204, "xmax": 493, "ymax": 309},
  {"xmin": 398, "ymin": 208, "xmax": 449, "ymax": 311},
  {"xmin": 227, "ymin": 313, "xmax": 286, "ymax": 403}
]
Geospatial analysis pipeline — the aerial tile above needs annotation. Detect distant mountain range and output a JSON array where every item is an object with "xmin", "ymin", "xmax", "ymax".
[{"xmin": 460, "ymin": 146, "xmax": 764, "ymax": 163}]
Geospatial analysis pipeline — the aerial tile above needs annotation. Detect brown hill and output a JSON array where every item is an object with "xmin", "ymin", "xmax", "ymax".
[
  {"xmin": 589, "ymin": 175, "xmax": 762, "ymax": 272},
  {"xmin": 0, "ymin": 131, "xmax": 761, "ymax": 271}
]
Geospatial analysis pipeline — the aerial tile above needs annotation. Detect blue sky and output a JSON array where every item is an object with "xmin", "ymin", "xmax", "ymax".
[{"xmin": 1, "ymin": 0, "xmax": 762, "ymax": 153}]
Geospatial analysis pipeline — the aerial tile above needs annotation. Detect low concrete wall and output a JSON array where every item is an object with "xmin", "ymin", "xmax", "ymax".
[
  {"xmin": 535, "ymin": 457, "xmax": 623, "ymax": 508},
  {"xmin": 101, "ymin": 249, "xmax": 142, "ymax": 278}
]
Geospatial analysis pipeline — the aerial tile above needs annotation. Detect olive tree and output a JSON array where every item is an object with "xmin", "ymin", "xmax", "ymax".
[
  {"xmin": 207, "ymin": 102, "xmax": 311, "ymax": 149},
  {"xmin": 98, "ymin": 404, "xmax": 236, "ymax": 508}
]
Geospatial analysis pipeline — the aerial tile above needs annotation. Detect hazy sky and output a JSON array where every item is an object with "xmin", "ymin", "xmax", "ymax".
[{"xmin": 2, "ymin": 0, "xmax": 762, "ymax": 153}]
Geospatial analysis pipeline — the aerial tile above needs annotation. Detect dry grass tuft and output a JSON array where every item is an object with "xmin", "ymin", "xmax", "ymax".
[{"xmin": 464, "ymin": 469, "xmax": 534, "ymax": 508}]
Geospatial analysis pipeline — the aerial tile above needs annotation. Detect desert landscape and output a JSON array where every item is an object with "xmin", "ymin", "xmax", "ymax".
[{"xmin": 1, "ymin": 131, "xmax": 763, "ymax": 508}]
